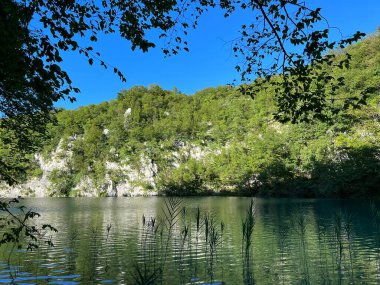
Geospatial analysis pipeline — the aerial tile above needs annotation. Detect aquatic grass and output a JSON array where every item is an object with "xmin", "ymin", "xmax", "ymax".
[
  {"xmin": 176, "ymin": 206, "xmax": 190, "ymax": 284},
  {"xmin": 132, "ymin": 197, "xmax": 184, "ymax": 285},
  {"xmin": 202, "ymin": 212, "xmax": 210, "ymax": 282},
  {"xmin": 203, "ymin": 212, "xmax": 210, "ymax": 281},
  {"xmin": 9, "ymin": 198, "xmax": 379, "ymax": 284},
  {"xmin": 204, "ymin": 213, "xmax": 223, "ymax": 283},
  {"xmin": 242, "ymin": 199, "xmax": 255, "ymax": 285},
  {"xmin": 178, "ymin": 222, "xmax": 189, "ymax": 282},
  {"xmin": 133, "ymin": 263, "xmax": 162, "ymax": 285},
  {"xmin": 132, "ymin": 198, "xmax": 230, "ymax": 284},
  {"xmin": 161, "ymin": 197, "xmax": 183, "ymax": 262},
  {"xmin": 242, "ymin": 199, "xmax": 255, "ymax": 259},
  {"xmin": 139, "ymin": 200, "xmax": 230, "ymax": 284},
  {"xmin": 133, "ymin": 215, "xmax": 162, "ymax": 285},
  {"xmin": 192, "ymin": 206, "xmax": 202, "ymax": 279}
]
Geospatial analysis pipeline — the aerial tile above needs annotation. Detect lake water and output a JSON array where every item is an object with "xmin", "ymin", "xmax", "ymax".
[{"xmin": 0, "ymin": 197, "xmax": 379, "ymax": 284}]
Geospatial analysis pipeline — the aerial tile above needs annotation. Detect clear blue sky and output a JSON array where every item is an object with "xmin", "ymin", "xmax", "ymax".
[{"xmin": 57, "ymin": 0, "xmax": 380, "ymax": 109}]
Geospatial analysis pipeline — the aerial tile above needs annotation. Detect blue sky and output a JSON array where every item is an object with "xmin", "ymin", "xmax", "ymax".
[{"xmin": 57, "ymin": 0, "xmax": 380, "ymax": 109}]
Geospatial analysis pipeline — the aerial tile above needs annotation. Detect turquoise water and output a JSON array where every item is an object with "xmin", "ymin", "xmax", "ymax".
[{"xmin": 1, "ymin": 197, "xmax": 379, "ymax": 284}]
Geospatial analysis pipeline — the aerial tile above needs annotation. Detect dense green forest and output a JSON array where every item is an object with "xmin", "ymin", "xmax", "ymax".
[{"xmin": 1, "ymin": 32, "xmax": 379, "ymax": 198}]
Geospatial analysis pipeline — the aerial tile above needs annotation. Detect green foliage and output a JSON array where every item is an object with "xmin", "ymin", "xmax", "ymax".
[
  {"xmin": 0, "ymin": 0, "xmax": 368, "ymax": 184},
  {"xmin": 158, "ymin": 159, "xmax": 207, "ymax": 195},
  {"xmin": 2, "ymin": 32, "xmax": 380, "ymax": 197},
  {"xmin": 48, "ymin": 169, "xmax": 75, "ymax": 197}
]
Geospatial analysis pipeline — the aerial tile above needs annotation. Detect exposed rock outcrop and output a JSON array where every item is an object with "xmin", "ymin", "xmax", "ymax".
[{"xmin": 2, "ymin": 139, "xmax": 221, "ymax": 197}]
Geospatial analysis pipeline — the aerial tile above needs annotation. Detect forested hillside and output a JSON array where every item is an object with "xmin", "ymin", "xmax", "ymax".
[{"xmin": 1, "ymin": 32, "xmax": 379, "ymax": 197}]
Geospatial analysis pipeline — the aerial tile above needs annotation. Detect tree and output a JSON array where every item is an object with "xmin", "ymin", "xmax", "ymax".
[{"xmin": 0, "ymin": 0, "xmax": 367, "ymax": 183}]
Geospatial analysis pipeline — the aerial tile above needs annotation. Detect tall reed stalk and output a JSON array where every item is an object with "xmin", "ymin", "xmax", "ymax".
[
  {"xmin": 205, "ymin": 213, "xmax": 222, "ymax": 283},
  {"xmin": 177, "ymin": 206, "xmax": 189, "ymax": 284},
  {"xmin": 192, "ymin": 206, "xmax": 202, "ymax": 279},
  {"xmin": 133, "ymin": 215, "xmax": 161, "ymax": 285},
  {"xmin": 161, "ymin": 197, "xmax": 183, "ymax": 267},
  {"xmin": 242, "ymin": 199, "xmax": 255, "ymax": 285},
  {"xmin": 133, "ymin": 197, "xmax": 183, "ymax": 285}
]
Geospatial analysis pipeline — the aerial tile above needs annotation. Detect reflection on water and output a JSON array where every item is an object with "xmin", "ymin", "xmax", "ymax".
[{"xmin": 0, "ymin": 197, "xmax": 380, "ymax": 284}]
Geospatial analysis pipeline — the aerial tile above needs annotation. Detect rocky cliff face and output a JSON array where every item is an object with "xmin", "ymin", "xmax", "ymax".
[
  {"xmin": 1, "ymin": 139, "xmax": 71, "ymax": 197},
  {"xmin": 1, "ymin": 138, "xmax": 214, "ymax": 197}
]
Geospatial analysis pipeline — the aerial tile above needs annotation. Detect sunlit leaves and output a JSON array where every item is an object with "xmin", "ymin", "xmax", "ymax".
[{"xmin": 229, "ymin": 1, "xmax": 366, "ymax": 122}]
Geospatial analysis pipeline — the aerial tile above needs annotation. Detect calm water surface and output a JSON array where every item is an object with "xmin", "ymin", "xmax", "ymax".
[{"xmin": 1, "ymin": 197, "xmax": 380, "ymax": 284}]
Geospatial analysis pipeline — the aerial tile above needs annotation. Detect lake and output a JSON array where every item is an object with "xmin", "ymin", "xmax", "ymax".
[{"xmin": 1, "ymin": 197, "xmax": 379, "ymax": 284}]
